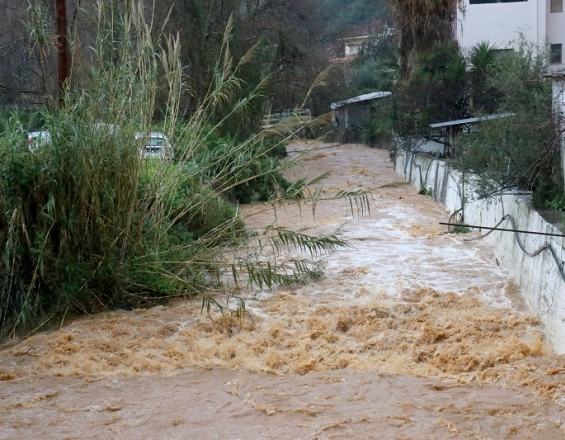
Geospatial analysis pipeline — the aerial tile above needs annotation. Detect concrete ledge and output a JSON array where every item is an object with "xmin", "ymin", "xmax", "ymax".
[{"xmin": 395, "ymin": 150, "xmax": 565, "ymax": 354}]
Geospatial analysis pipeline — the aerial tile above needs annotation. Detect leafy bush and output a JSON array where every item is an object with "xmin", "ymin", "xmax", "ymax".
[
  {"xmin": 138, "ymin": 162, "xmax": 244, "ymax": 241},
  {"xmin": 387, "ymin": 38, "xmax": 561, "ymax": 208},
  {"xmin": 468, "ymin": 42, "xmax": 501, "ymax": 113},
  {"xmin": 0, "ymin": 3, "xmax": 343, "ymax": 339},
  {"xmin": 545, "ymin": 194, "xmax": 565, "ymax": 211},
  {"xmin": 350, "ymin": 33, "xmax": 398, "ymax": 95},
  {"xmin": 350, "ymin": 58, "xmax": 395, "ymax": 95},
  {"xmin": 193, "ymin": 135, "xmax": 294, "ymax": 203},
  {"xmin": 364, "ymin": 104, "xmax": 394, "ymax": 146},
  {"xmin": 395, "ymin": 40, "xmax": 468, "ymax": 136},
  {"xmin": 454, "ymin": 44, "xmax": 559, "ymax": 203}
]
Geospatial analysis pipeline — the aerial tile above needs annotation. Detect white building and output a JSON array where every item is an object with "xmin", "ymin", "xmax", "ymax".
[
  {"xmin": 457, "ymin": 0, "xmax": 565, "ymax": 70},
  {"xmin": 343, "ymin": 36, "xmax": 370, "ymax": 58}
]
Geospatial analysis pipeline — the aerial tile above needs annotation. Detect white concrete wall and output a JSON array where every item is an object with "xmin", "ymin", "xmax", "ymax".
[
  {"xmin": 345, "ymin": 43, "xmax": 362, "ymax": 57},
  {"xmin": 553, "ymin": 78, "xmax": 565, "ymax": 190},
  {"xmin": 395, "ymin": 150, "xmax": 565, "ymax": 354},
  {"xmin": 344, "ymin": 36, "xmax": 369, "ymax": 57},
  {"xmin": 458, "ymin": 0, "xmax": 546, "ymax": 51},
  {"xmin": 458, "ymin": 0, "xmax": 565, "ymax": 69}
]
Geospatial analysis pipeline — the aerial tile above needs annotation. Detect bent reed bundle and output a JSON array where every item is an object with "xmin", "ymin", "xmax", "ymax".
[{"xmin": 0, "ymin": 2, "xmax": 345, "ymax": 339}]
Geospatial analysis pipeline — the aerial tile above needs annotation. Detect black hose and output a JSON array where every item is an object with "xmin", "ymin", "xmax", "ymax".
[
  {"xmin": 463, "ymin": 214, "xmax": 565, "ymax": 282},
  {"xmin": 401, "ymin": 150, "xmax": 565, "ymax": 282}
]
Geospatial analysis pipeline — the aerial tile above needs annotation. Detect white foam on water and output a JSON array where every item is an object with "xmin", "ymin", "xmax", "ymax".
[{"xmin": 290, "ymin": 204, "xmax": 517, "ymax": 309}]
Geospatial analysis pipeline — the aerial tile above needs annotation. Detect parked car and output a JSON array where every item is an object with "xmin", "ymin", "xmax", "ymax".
[
  {"xmin": 27, "ymin": 130, "xmax": 51, "ymax": 151},
  {"xmin": 135, "ymin": 132, "xmax": 173, "ymax": 159}
]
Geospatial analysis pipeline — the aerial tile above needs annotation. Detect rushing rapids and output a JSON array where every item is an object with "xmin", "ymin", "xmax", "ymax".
[{"xmin": 1, "ymin": 142, "xmax": 564, "ymax": 439}]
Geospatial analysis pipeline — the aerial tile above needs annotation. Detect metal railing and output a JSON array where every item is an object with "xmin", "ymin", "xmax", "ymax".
[{"xmin": 261, "ymin": 109, "xmax": 312, "ymax": 129}]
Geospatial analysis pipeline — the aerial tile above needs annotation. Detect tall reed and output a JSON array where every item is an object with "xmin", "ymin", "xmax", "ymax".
[{"xmin": 0, "ymin": 1, "xmax": 348, "ymax": 338}]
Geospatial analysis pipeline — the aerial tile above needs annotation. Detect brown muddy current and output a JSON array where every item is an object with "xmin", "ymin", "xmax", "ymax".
[{"xmin": 1, "ymin": 142, "xmax": 564, "ymax": 439}]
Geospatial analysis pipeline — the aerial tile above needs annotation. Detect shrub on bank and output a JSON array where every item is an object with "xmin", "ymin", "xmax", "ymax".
[
  {"xmin": 193, "ymin": 135, "xmax": 293, "ymax": 203},
  {"xmin": 0, "ymin": 3, "xmax": 342, "ymax": 339},
  {"xmin": 454, "ymin": 44, "xmax": 559, "ymax": 205}
]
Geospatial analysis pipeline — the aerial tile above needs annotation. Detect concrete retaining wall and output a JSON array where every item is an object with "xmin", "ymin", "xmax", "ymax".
[{"xmin": 395, "ymin": 150, "xmax": 565, "ymax": 354}]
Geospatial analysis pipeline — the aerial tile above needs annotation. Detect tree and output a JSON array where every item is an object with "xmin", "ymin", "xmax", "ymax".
[
  {"xmin": 395, "ymin": 40, "xmax": 468, "ymax": 137},
  {"xmin": 1, "ymin": 0, "xmax": 390, "ymax": 115},
  {"xmin": 468, "ymin": 42, "xmax": 500, "ymax": 113},
  {"xmin": 388, "ymin": 0, "xmax": 459, "ymax": 81}
]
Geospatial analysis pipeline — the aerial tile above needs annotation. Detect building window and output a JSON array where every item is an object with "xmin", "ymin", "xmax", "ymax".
[
  {"xmin": 551, "ymin": 0, "xmax": 563, "ymax": 12},
  {"xmin": 550, "ymin": 44, "xmax": 563, "ymax": 64},
  {"xmin": 469, "ymin": 0, "xmax": 527, "ymax": 4}
]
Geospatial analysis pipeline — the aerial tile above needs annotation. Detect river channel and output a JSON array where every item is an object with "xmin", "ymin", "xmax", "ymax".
[{"xmin": 1, "ymin": 142, "xmax": 564, "ymax": 439}]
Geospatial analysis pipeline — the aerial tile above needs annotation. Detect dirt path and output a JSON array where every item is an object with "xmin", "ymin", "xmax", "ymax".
[{"xmin": 1, "ymin": 142, "xmax": 564, "ymax": 439}]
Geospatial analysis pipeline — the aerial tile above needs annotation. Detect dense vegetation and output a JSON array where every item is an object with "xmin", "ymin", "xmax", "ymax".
[
  {"xmin": 392, "ymin": 40, "xmax": 560, "ymax": 206},
  {"xmin": 0, "ymin": 4, "xmax": 353, "ymax": 339},
  {"xmin": 1, "ymin": 0, "xmax": 389, "ymax": 118},
  {"xmin": 5, "ymin": 0, "xmax": 560, "ymax": 338},
  {"xmin": 346, "ymin": 0, "xmax": 562, "ymax": 209},
  {"xmin": 320, "ymin": 0, "xmax": 389, "ymax": 37},
  {"xmin": 455, "ymin": 45, "xmax": 559, "ymax": 206}
]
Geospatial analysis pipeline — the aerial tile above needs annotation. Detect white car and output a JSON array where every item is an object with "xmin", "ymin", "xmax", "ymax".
[
  {"xmin": 135, "ymin": 132, "xmax": 173, "ymax": 159},
  {"xmin": 27, "ymin": 129, "xmax": 174, "ymax": 160},
  {"xmin": 27, "ymin": 130, "xmax": 51, "ymax": 151}
]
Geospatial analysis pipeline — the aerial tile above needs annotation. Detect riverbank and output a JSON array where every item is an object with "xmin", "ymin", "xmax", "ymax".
[{"xmin": 394, "ymin": 149, "xmax": 565, "ymax": 354}]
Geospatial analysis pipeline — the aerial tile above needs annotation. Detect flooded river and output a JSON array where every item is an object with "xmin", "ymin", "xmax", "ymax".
[{"xmin": 1, "ymin": 142, "xmax": 564, "ymax": 439}]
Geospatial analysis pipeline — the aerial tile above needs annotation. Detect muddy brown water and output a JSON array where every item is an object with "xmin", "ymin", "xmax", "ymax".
[{"xmin": 1, "ymin": 142, "xmax": 564, "ymax": 439}]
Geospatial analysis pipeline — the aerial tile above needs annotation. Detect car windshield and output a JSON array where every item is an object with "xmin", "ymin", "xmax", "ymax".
[
  {"xmin": 30, "ymin": 131, "xmax": 49, "ymax": 139},
  {"xmin": 149, "ymin": 137, "xmax": 166, "ymax": 147}
]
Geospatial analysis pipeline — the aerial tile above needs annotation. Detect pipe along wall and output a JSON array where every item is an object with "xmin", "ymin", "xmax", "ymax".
[{"xmin": 395, "ymin": 149, "xmax": 565, "ymax": 354}]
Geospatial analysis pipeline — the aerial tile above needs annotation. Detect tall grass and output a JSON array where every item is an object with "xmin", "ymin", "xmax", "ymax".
[{"xmin": 0, "ymin": 2, "xmax": 347, "ymax": 338}]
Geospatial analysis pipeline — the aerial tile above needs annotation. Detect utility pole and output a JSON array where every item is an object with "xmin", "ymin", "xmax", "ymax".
[{"xmin": 56, "ymin": 0, "xmax": 69, "ymax": 106}]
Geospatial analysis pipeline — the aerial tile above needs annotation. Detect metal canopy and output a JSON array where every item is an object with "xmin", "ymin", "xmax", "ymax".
[
  {"xmin": 543, "ymin": 69, "xmax": 565, "ymax": 79},
  {"xmin": 331, "ymin": 91, "xmax": 392, "ymax": 110},
  {"xmin": 429, "ymin": 112, "xmax": 515, "ymax": 129}
]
